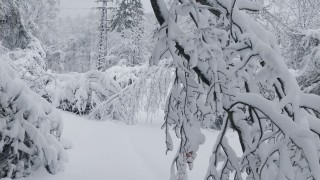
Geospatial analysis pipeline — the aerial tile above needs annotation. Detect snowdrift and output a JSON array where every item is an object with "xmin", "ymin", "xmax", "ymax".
[{"xmin": 0, "ymin": 57, "xmax": 66, "ymax": 179}]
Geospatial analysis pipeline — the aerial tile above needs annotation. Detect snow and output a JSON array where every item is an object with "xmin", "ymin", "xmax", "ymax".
[
  {"xmin": 4, "ymin": 0, "xmax": 320, "ymax": 179},
  {"xmin": 21, "ymin": 111, "xmax": 241, "ymax": 180}
]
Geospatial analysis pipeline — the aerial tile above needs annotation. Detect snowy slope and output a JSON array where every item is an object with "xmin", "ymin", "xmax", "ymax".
[{"xmin": 22, "ymin": 111, "xmax": 241, "ymax": 180}]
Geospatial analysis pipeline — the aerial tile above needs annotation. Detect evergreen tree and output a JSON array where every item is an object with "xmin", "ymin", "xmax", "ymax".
[
  {"xmin": 110, "ymin": 0, "xmax": 144, "ymax": 32},
  {"xmin": 0, "ymin": 0, "xmax": 31, "ymax": 50},
  {"xmin": 107, "ymin": 0, "xmax": 146, "ymax": 67}
]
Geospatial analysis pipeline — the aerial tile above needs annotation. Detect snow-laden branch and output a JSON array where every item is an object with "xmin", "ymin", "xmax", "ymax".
[
  {"xmin": 0, "ymin": 55, "xmax": 67, "ymax": 178},
  {"xmin": 151, "ymin": 0, "xmax": 320, "ymax": 179},
  {"xmin": 89, "ymin": 62, "xmax": 173, "ymax": 123},
  {"xmin": 229, "ymin": 92, "xmax": 320, "ymax": 179}
]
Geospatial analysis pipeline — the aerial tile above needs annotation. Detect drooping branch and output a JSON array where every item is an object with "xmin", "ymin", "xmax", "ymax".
[
  {"xmin": 151, "ymin": 0, "xmax": 320, "ymax": 179},
  {"xmin": 228, "ymin": 93, "xmax": 320, "ymax": 180},
  {"xmin": 151, "ymin": 0, "xmax": 214, "ymax": 86}
]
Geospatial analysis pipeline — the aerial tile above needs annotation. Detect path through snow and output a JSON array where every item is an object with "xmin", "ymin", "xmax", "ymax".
[{"xmin": 23, "ymin": 111, "xmax": 241, "ymax": 180}]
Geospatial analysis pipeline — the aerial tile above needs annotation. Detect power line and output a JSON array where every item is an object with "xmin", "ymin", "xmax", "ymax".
[{"xmin": 60, "ymin": 7, "xmax": 95, "ymax": 9}]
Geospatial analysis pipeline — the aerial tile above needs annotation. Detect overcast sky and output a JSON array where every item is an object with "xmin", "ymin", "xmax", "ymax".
[{"xmin": 59, "ymin": 0, "xmax": 153, "ymax": 17}]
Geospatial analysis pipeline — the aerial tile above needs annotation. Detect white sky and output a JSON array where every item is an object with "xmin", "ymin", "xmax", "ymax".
[{"xmin": 59, "ymin": 0, "xmax": 153, "ymax": 17}]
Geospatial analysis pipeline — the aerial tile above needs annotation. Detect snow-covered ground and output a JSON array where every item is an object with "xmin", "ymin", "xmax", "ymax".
[{"xmin": 22, "ymin": 111, "xmax": 241, "ymax": 180}]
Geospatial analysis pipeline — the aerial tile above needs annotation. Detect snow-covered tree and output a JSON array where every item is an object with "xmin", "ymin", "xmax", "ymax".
[
  {"xmin": 0, "ymin": 4, "xmax": 66, "ymax": 178},
  {"xmin": 257, "ymin": 0, "xmax": 320, "ymax": 70},
  {"xmin": 105, "ymin": 25, "xmax": 152, "ymax": 68},
  {"xmin": 110, "ymin": 0, "xmax": 144, "ymax": 32},
  {"xmin": 0, "ymin": 55, "xmax": 66, "ymax": 179},
  {"xmin": 105, "ymin": 0, "xmax": 148, "ymax": 67},
  {"xmin": 296, "ymin": 30, "xmax": 320, "ymax": 94},
  {"xmin": 46, "ymin": 12, "xmax": 100, "ymax": 73},
  {"xmin": 256, "ymin": 1, "xmax": 320, "ymax": 96},
  {"xmin": 17, "ymin": 0, "xmax": 60, "ymax": 50},
  {"xmin": 0, "ymin": 0, "xmax": 48, "ymax": 83},
  {"xmin": 0, "ymin": 0, "xmax": 31, "ymax": 50},
  {"xmin": 151, "ymin": 0, "xmax": 320, "ymax": 179}
]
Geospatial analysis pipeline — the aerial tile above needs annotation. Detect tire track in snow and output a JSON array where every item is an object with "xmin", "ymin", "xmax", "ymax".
[{"xmin": 22, "ymin": 111, "xmax": 226, "ymax": 180}]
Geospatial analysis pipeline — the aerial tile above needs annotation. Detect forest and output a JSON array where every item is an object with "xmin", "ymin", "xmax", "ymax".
[{"xmin": 1, "ymin": 0, "xmax": 320, "ymax": 179}]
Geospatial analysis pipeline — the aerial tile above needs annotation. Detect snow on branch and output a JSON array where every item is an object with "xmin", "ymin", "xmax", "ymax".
[
  {"xmin": 89, "ymin": 61, "xmax": 173, "ymax": 123},
  {"xmin": 151, "ymin": 0, "xmax": 320, "ymax": 179}
]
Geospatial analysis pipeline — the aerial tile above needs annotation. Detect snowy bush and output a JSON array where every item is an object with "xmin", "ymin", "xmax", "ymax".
[
  {"xmin": 28, "ymin": 61, "xmax": 172, "ymax": 123},
  {"xmin": 151, "ymin": 0, "xmax": 320, "ymax": 179},
  {"xmin": 0, "ymin": 57, "xmax": 66, "ymax": 179},
  {"xmin": 35, "ymin": 70, "xmax": 121, "ymax": 115}
]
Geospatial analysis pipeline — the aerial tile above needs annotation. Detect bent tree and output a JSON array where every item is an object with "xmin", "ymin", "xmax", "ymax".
[{"xmin": 150, "ymin": 0, "xmax": 320, "ymax": 180}]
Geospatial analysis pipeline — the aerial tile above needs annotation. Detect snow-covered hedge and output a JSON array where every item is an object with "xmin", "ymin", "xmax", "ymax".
[
  {"xmin": 38, "ymin": 70, "xmax": 121, "ymax": 115},
  {"xmin": 0, "ymin": 57, "xmax": 66, "ymax": 178},
  {"xmin": 29, "ymin": 62, "xmax": 172, "ymax": 123}
]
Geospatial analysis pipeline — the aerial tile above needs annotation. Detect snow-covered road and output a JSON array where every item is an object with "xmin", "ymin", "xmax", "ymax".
[{"xmin": 23, "ymin": 111, "xmax": 240, "ymax": 180}]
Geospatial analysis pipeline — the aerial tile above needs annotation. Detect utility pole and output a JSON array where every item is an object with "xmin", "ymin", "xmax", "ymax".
[{"xmin": 95, "ymin": 0, "xmax": 111, "ymax": 71}]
